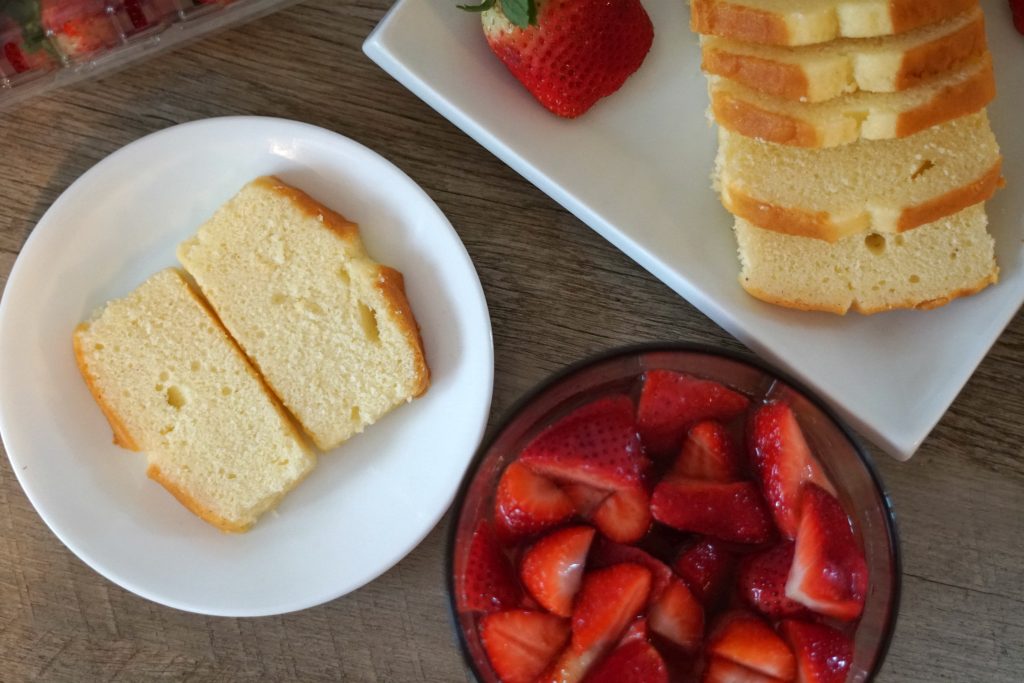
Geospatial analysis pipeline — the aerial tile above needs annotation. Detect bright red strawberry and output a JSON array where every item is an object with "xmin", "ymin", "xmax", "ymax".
[
  {"xmin": 749, "ymin": 402, "xmax": 836, "ymax": 539},
  {"xmin": 585, "ymin": 639, "xmax": 669, "ymax": 683},
  {"xmin": 589, "ymin": 537, "xmax": 674, "ymax": 599},
  {"xmin": 1012, "ymin": 0, "xmax": 1024, "ymax": 35},
  {"xmin": 786, "ymin": 484, "xmax": 867, "ymax": 621},
  {"xmin": 41, "ymin": 0, "xmax": 118, "ymax": 57},
  {"xmin": 592, "ymin": 486, "xmax": 651, "ymax": 543},
  {"xmin": 464, "ymin": 0, "xmax": 654, "ymax": 118},
  {"xmin": 651, "ymin": 479, "xmax": 775, "ymax": 544},
  {"xmin": 480, "ymin": 610, "xmax": 570, "ymax": 683},
  {"xmin": 519, "ymin": 395, "xmax": 647, "ymax": 492},
  {"xmin": 674, "ymin": 539, "xmax": 736, "ymax": 606},
  {"xmin": 780, "ymin": 619, "xmax": 853, "ymax": 683},
  {"xmin": 703, "ymin": 657, "xmax": 786, "ymax": 683},
  {"xmin": 520, "ymin": 525, "xmax": 596, "ymax": 617},
  {"xmin": 708, "ymin": 612, "xmax": 796, "ymax": 681},
  {"xmin": 495, "ymin": 461, "xmax": 575, "ymax": 540},
  {"xmin": 638, "ymin": 370, "xmax": 749, "ymax": 457},
  {"xmin": 737, "ymin": 542, "xmax": 811, "ymax": 619},
  {"xmin": 648, "ymin": 577, "xmax": 704, "ymax": 651},
  {"xmin": 459, "ymin": 521, "xmax": 521, "ymax": 613},
  {"xmin": 2, "ymin": 41, "xmax": 29, "ymax": 73},
  {"xmin": 562, "ymin": 481, "xmax": 612, "ymax": 517},
  {"xmin": 669, "ymin": 420, "xmax": 741, "ymax": 482},
  {"xmin": 544, "ymin": 563, "xmax": 653, "ymax": 682}
]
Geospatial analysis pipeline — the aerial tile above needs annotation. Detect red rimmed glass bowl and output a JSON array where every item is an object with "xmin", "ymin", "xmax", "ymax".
[{"xmin": 447, "ymin": 344, "xmax": 900, "ymax": 682}]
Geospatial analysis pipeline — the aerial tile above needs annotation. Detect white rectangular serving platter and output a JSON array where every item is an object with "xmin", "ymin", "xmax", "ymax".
[{"xmin": 363, "ymin": 0, "xmax": 1024, "ymax": 460}]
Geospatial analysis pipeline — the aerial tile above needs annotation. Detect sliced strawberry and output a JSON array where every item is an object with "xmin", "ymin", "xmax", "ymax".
[
  {"xmin": 737, "ymin": 542, "xmax": 811, "ymax": 619},
  {"xmin": 519, "ymin": 396, "xmax": 647, "ymax": 493},
  {"xmin": 520, "ymin": 525, "xmax": 596, "ymax": 617},
  {"xmin": 749, "ymin": 402, "xmax": 836, "ymax": 538},
  {"xmin": 780, "ymin": 619, "xmax": 853, "ymax": 683},
  {"xmin": 708, "ymin": 612, "xmax": 796, "ymax": 681},
  {"xmin": 584, "ymin": 639, "xmax": 669, "ymax": 683},
  {"xmin": 786, "ymin": 484, "xmax": 867, "ymax": 621},
  {"xmin": 651, "ymin": 479, "xmax": 775, "ymax": 544},
  {"xmin": 637, "ymin": 370, "xmax": 749, "ymax": 457},
  {"xmin": 562, "ymin": 482, "xmax": 613, "ymax": 517},
  {"xmin": 703, "ymin": 656, "xmax": 786, "ymax": 683},
  {"xmin": 589, "ymin": 537, "xmax": 674, "ymax": 599},
  {"xmin": 470, "ymin": 0, "xmax": 654, "ymax": 119},
  {"xmin": 669, "ymin": 420, "xmax": 741, "ymax": 482},
  {"xmin": 674, "ymin": 539, "xmax": 736, "ymax": 606},
  {"xmin": 648, "ymin": 577, "xmax": 704, "ymax": 652},
  {"xmin": 592, "ymin": 486, "xmax": 651, "ymax": 543},
  {"xmin": 544, "ymin": 562, "xmax": 653, "ymax": 682},
  {"xmin": 495, "ymin": 461, "xmax": 575, "ymax": 540},
  {"xmin": 618, "ymin": 616, "xmax": 649, "ymax": 646},
  {"xmin": 480, "ymin": 610, "xmax": 570, "ymax": 683},
  {"xmin": 459, "ymin": 520, "xmax": 521, "ymax": 613}
]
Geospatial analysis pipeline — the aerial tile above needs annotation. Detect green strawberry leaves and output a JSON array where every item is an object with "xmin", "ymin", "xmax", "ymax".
[
  {"xmin": 1, "ymin": 0, "xmax": 51, "ymax": 54},
  {"xmin": 458, "ymin": 0, "xmax": 537, "ymax": 29}
]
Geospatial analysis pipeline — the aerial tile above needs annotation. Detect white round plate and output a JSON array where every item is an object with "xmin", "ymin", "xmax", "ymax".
[{"xmin": 0, "ymin": 117, "xmax": 494, "ymax": 616}]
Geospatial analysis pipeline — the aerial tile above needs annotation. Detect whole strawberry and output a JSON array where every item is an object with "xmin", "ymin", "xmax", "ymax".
[{"xmin": 460, "ymin": 0, "xmax": 654, "ymax": 118}]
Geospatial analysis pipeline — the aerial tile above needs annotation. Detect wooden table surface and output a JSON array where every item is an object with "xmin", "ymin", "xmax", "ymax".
[{"xmin": 1, "ymin": 2, "xmax": 1022, "ymax": 681}]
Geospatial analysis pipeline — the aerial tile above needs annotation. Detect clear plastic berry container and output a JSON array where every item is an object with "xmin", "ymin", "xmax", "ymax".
[
  {"xmin": 0, "ymin": 0, "xmax": 300, "ymax": 110},
  {"xmin": 447, "ymin": 343, "xmax": 900, "ymax": 682}
]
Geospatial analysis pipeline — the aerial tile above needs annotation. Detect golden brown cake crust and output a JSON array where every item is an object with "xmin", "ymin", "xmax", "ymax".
[
  {"xmin": 702, "ymin": 47, "xmax": 811, "ymax": 101},
  {"xmin": 889, "ymin": 0, "xmax": 977, "ymax": 35},
  {"xmin": 894, "ymin": 60, "xmax": 995, "ymax": 138},
  {"xmin": 375, "ymin": 266, "xmax": 431, "ymax": 397},
  {"xmin": 72, "ymin": 323, "xmax": 142, "ymax": 452},
  {"xmin": 896, "ymin": 11, "xmax": 987, "ymax": 89},
  {"xmin": 146, "ymin": 463, "xmax": 251, "ymax": 533},
  {"xmin": 691, "ymin": 0, "xmax": 789, "ymax": 45},
  {"xmin": 711, "ymin": 91, "xmax": 822, "ymax": 147},
  {"xmin": 897, "ymin": 160, "xmax": 1003, "ymax": 230}
]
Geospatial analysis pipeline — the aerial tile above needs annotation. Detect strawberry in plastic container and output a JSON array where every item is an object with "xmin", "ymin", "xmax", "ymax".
[
  {"xmin": 116, "ymin": 0, "xmax": 181, "ymax": 34},
  {"xmin": 0, "ymin": 0, "xmax": 57, "ymax": 75},
  {"xmin": 40, "ymin": 0, "xmax": 119, "ymax": 58}
]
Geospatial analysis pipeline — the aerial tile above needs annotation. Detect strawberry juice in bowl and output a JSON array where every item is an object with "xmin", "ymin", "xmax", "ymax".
[{"xmin": 447, "ymin": 344, "xmax": 900, "ymax": 682}]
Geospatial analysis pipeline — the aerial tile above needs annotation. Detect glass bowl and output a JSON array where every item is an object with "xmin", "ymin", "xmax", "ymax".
[{"xmin": 446, "ymin": 343, "xmax": 900, "ymax": 682}]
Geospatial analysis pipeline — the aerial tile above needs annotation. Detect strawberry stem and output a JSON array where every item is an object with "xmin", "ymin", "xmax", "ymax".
[{"xmin": 456, "ymin": 0, "xmax": 536, "ymax": 29}]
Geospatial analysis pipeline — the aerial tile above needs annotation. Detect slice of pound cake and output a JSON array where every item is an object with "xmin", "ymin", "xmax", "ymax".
[
  {"xmin": 73, "ymin": 269, "xmax": 316, "ymax": 532},
  {"xmin": 716, "ymin": 110, "xmax": 1003, "ymax": 241},
  {"xmin": 178, "ymin": 177, "xmax": 430, "ymax": 451},
  {"xmin": 691, "ymin": 0, "xmax": 977, "ymax": 46},
  {"xmin": 734, "ymin": 203, "xmax": 997, "ymax": 314},
  {"xmin": 700, "ymin": 6, "xmax": 987, "ymax": 102}
]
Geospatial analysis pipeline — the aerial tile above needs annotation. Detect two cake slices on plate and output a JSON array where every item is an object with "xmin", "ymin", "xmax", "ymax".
[
  {"xmin": 74, "ymin": 177, "xmax": 429, "ymax": 532},
  {"xmin": 692, "ymin": 0, "xmax": 1005, "ymax": 314}
]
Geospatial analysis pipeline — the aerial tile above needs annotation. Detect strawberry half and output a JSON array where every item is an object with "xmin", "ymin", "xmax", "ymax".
[
  {"xmin": 648, "ymin": 577, "xmax": 705, "ymax": 652},
  {"xmin": 459, "ymin": 520, "xmax": 521, "ymax": 613},
  {"xmin": 708, "ymin": 611, "xmax": 796, "ymax": 681},
  {"xmin": 749, "ymin": 402, "xmax": 836, "ymax": 538},
  {"xmin": 737, "ymin": 542, "xmax": 811, "ymax": 619},
  {"xmin": 561, "ymin": 481, "xmax": 612, "ymax": 518},
  {"xmin": 495, "ymin": 461, "xmax": 575, "ymax": 540},
  {"xmin": 585, "ymin": 639, "xmax": 669, "ymax": 683},
  {"xmin": 702, "ymin": 657, "xmax": 786, "ymax": 683},
  {"xmin": 674, "ymin": 539, "xmax": 736, "ymax": 606},
  {"xmin": 592, "ymin": 485, "xmax": 652, "ymax": 543},
  {"xmin": 464, "ymin": 0, "xmax": 654, "ymax": 118},
  {"xmin": 638, "ymin": 370, "xmax": 750, "ymax": 457},
  {"xmin": 545, "ymin": 562, "xmax": 653, "ymax": 682},
  {"xmin": 651, "ymin": 479, "xmax": 775, "ymax": 544},
  {"xmin": 589, "ymin": 537, "xmax": 674, "ymax": 599},
  {"xmin": 519, "ymin": 395, "xmax": 647, "ymax": 492},
  {"xmin": 780, "ymin": 619, "xmax": 853, "ymax": 683},
  {"xmin": 480, "ymin": 610, "xmax": 570, "ymax": 683},
  {"xmin": 520, "ymin": 525, "xmax": 596, "ymax": 617},
  {"xmin": 786, "ymin": 484, "xmax": 868, "ymax": 621},
  {"xmin": 669, "ymin": 420, "xmax": 742, "ymax": 482}
]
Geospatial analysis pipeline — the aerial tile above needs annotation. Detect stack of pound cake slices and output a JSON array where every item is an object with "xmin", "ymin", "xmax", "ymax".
[{"xmin": 691, "ymin": 0, "xmax": 1005, "ymax": 314}]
